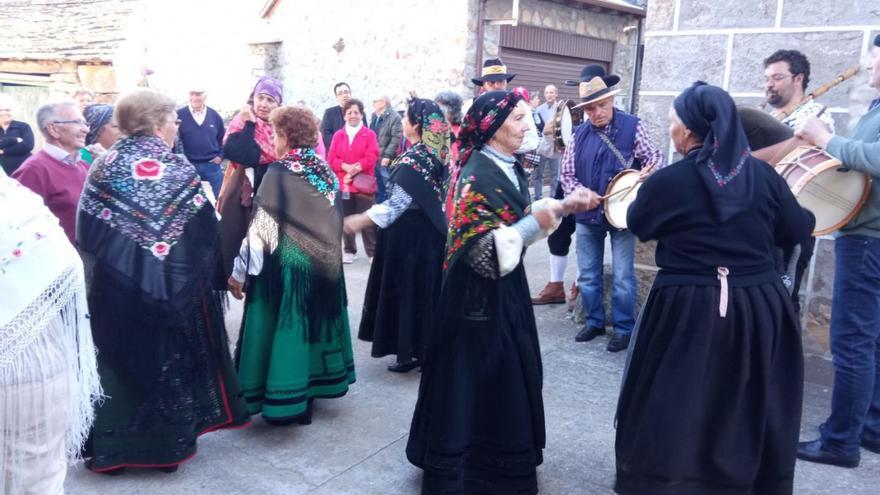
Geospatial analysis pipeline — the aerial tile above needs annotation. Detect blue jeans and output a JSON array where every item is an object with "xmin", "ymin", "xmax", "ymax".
[
  {"xmin": 575, "ymin": 221, "xmax": 636, "ymax": 335},
  {"xmin": 532, "ymin": 156, "xmax": 560, "ymax": 200},
  {"xmin": 194, "ymin": 161, "xmax": 224, "ymax": 200},
  {"xmin": 375, "ymin": 165, "xmax": 391, "ymax": 203},
  {"xmin": 820, "ymin": 235, "xmax": 880, "ymax": 456}
]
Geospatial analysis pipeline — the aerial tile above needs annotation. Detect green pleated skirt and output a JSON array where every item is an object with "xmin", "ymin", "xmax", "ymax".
[{"xmin": 236, "ymin": 236, "xmax": 356, "ymax": 421}]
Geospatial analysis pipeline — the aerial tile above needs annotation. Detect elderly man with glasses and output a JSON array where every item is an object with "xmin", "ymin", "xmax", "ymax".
[{"xmin": 12, "ymin": 101, "xmax": 90, "ymax": 244}]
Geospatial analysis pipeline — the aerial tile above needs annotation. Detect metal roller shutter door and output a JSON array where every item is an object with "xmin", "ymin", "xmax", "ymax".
[{"xmin": 500, "ymin": 48, "xmax": 607, "ymax": 101}]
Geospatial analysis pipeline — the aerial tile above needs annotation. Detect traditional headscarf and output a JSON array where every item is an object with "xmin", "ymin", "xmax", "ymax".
[
  {"xmin": 253, "ymin": 76, "xmax": 283, "ymax": 104},
  {"xmin": 83, "ymin": 104, "xmax": 113, "ymax": 146},
  {"xmin": 389, "ymin": 98, "xmax": 450, "ymax": 234},
  {"xmin": 407, "ymin": 98, "xmax": 451, "ymax": 166},
  {"xmin": 673, "ymin": 82, "xmax": 754, "ymax": 222},
  {"xmin": 456, "ymin": 89, "xmax": 526, "ymax": 168},
  {"xmin": 445, "ymin": 89, "xmax": 526, "ymax": 219}
]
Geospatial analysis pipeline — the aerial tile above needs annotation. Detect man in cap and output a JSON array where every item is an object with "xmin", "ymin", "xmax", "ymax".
[
  {"xmin": 559, "ymin": 65, "xmax": 664, "ymax": 352},
  {"xmin": 472, "ymin": 58, "xmax": 516, "ymax": 92},
  {"xmin": 177, "ymin": 86, "xmax": 226, "ymax": 198},
  {"xmin": 795, "ymin": 34, "xmax": 880, "ymax": 470}
]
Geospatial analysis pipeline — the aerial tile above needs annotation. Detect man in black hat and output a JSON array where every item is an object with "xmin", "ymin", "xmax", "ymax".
[
  {"xmin": 795, "ymin": 33, "xmax": 880, "ymax": 470},
  {"xmin": 560, "ymin": 64, "xmax": 665, "ymax": 352},
  {"xmin": 472, "ymin": 58, "xmax": 516, "ymax": 92}
]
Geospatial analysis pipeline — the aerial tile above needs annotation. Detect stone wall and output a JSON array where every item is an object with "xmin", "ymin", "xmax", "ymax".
[
  {"xmin": 639, "ymin": 0, "xmax": 880, "ymax": 356},
  {"xmin": 482, "ymin": 0, "xmax": 643, "ymax": 109},
  {"xmin": 266, "ymin": 0, "xmax": 473, "ymax": 112}
]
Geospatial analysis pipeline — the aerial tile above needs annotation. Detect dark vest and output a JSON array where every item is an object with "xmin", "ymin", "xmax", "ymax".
[{"xmin": 573, "ymin": 109, "xmax": 640, "ymax": 225}]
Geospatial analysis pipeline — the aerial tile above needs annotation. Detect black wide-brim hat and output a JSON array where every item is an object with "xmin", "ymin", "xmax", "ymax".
[
  {"xmin": 564, "ymin": 64, "xmax": 620, "ymax": 88},
  {"xmin": 472, "ymin": 58, "xmax": 517, "ymax": 86}
]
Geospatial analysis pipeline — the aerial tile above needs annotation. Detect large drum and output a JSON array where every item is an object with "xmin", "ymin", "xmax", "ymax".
[
  {"xmin": 553, "ymin": 100, "xmax": 584, "ymax": 152},
  {"xmin": 604, "ymin": 169, "xmax": 642, "ymax": 229},
  {"xmin": 775, "ymin": 146, "xmax": 872, "ymax": 236}
]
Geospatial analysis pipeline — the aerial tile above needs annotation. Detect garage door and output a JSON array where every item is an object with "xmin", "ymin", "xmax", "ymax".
[
  {"xmin": 499, "ymin": 48, "xmax": 607, "ymax": 101},
  {"xmin": 498, "ymin": 24, "xmax": 616, "ymax": 102}
]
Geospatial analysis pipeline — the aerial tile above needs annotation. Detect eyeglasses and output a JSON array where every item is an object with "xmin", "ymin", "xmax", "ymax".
[
  {"xmin": 52, "ymin": 119, "xmax": 88, "ymax": 127},
  {"xmin": 174, "ymin": 119, "xmax": 182, "ymax": 127},
  {"xmin": 335, "ymin": 89, "xmax": 351, "ymax": 96}
]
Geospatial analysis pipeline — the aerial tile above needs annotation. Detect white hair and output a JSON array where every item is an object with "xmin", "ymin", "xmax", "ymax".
[
  {"xmin": 544, "ymin": 84, "xmax": 558, "ymax": 92},
  {"xmin": 36, "ymin": 101, "xmax": 78, "ymax": 137}
]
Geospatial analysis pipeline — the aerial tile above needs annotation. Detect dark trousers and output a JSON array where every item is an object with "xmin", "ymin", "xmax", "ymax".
[
  {"xmin": 548, "ymin": 183, "xmax": 575, "ymax": 256},
  {"xmin": 343, "ymin": 193, "xmax": 377, "ymax": 256},
  {"xmin": 820, "ymin": 235, "xmax": 880, "ymax": 455},
  {"xmin": 375, "ymin": 165, "xmax": 390, "ymax": 203}
]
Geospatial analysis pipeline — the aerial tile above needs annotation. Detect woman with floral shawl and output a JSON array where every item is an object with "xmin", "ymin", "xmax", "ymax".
[
  {"xmin": 228, "ymin": 106, "xmax": 355, "ymax": 426},
  {"xmin": 217, "ymin": 77, "xmax": 282, "ymax": 279},
  {"xmin": 77, "ymin": 89, "xmax": 249, "ymax": 474},
  {"xmin": 405, "ymin": 90, "xmax": 596, "ymax": 494},
  {"xmin": 346, "ymin": 98, "xmax": 450, "ymax": 373},
  {"xmin": 1, "ymin": 170, "xmax": 101, "ymax": 493}
]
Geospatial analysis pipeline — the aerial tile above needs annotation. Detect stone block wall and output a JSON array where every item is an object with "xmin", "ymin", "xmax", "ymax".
[
  {"xmin": 267, "ymin": 0, "xmax": 473, "ymax": 112},
  {"xmin": 639, "ymin": 0, "xmax": 880, "ymax": 357}
]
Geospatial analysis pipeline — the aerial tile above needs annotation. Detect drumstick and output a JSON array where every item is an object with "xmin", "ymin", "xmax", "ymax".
[
  {"xmin": 620, "ymin": 163, "xmax": 656, "ymax": 201},
  {"xmin": 598, "ymin": 185, "xmax": 635, "ymax": 201}
]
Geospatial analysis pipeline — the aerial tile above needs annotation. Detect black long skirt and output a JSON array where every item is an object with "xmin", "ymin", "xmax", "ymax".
[
  {"xmin": 84, "ymin": 267, "xmax": 250, "ymax": 471},
  {"xmin": 358, "ymin": 209, "xmax": 445, "ymax": 362},
  {"xmin": 407, "ymin": 263, "xmax": 545, "ymax": 495},
  {"xmin": 614, "ymin": 282, "xmax": 803, "ymax": 495}
]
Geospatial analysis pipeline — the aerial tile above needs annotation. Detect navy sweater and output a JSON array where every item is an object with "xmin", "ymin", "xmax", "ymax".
[{"xmin": 177, "ymin": 106, "xmax": 225, "ymax": 162}]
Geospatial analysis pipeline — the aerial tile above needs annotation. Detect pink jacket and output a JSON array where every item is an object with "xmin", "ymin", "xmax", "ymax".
[{"xmin": 328, "ymin": 126, "xmax": 379, "ymax": 195}]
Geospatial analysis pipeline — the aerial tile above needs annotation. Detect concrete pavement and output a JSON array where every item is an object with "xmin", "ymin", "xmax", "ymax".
[{"xmin": 65, "ymin": 238, "xmax": 880, "ymax": 494}]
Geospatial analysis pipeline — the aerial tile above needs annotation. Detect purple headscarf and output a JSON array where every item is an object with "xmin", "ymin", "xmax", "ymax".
[{"xmin": 253, "ymin": 76, "xmax": 283, "ymax": 104}]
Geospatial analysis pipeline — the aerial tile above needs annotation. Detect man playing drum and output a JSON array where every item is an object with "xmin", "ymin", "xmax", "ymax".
[
  {"xmin": 795, "ymin": 34, "xmax": 880, "ymax": 469},
  {"xmin": 559, "ymin": 65, "xmax": 664, "ymax": 352},
  {"xmin": 764, "ymin": 49, "xmax": 836, "ymax": 131}
]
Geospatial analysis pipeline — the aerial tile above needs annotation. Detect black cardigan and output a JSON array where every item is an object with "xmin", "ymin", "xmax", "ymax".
[
  {"xmin": 320, "ymin": 106, "xmax": 345, "ymax": 153},
  {"xmin": 0, "ymin": 120, "xmax": 35, "ymax": 175},
  {"xmin": 627, "ymin": 150, "xmax": 815, "ymax": 287}
]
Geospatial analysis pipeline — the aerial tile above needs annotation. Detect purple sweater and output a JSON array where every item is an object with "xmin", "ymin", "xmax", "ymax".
[{"xmin": 13, "ymin": 149, "xmax": 88, "ymax": 244}]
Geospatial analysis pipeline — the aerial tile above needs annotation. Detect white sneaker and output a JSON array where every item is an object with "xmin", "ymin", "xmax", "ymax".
[{"xmin": 343, "ymin": 252, "xmax": 356, "ymax": 264}]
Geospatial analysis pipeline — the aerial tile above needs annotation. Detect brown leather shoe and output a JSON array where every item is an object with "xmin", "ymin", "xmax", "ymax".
[{"xmin": 532, "ymin": 281, "xmax": 566, "ymax": 305}]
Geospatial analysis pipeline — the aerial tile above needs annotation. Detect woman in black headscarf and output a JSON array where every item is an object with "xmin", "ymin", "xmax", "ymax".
[
  {"xmin": 405, "ymin": 90, "xmax": 596, "ymax": 495},
  {"xmin": 346, "ymin": 98, "xmax": 450, "ymax": 373},
  {"xmin": 614, "ymin": 82, "xmax": 815, "ymax": 495}
]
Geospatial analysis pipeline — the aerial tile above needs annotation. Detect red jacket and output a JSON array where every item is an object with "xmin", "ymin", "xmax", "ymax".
[{"xmin": 328, "ymin": 125, "xmax": 379, "ymax": 194}]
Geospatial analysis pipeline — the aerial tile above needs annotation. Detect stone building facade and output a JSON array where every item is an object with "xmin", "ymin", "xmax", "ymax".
[
  {"xmin": 638, "ymin": 1, "xmax": 880, "ymax": 356},
  {"xmin": 260, "ymin": 0, "xmax": 646, "ymax": 112}
]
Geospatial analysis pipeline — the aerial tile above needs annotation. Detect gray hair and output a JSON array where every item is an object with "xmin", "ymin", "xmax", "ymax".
[
  {"xmin": 434, "ymin": 90, "xmax": 463, "ymax": 125},
  {"xmin": 544, "ymin": 84, "xmax": 558, "ymax": 93},
  {"xmin": 36, "ymin": 101, "xmax": 78, "ymax": 137},
  {"xmin": 374, "ymin": 95, "xmax": 391, "ymax": 106}
]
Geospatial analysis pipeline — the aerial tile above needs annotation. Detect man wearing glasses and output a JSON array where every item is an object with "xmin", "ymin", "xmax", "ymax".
[
  {"xmin": 763, "ymin": 49, "xmax": 836, "ymax": 131},
  {"xmin": 321, "ymin": 82, "xmax": 353, "ymax": 151},
  {"xmin": 11, "ymin": 101, "xmax": 89, "ymax": 244}
]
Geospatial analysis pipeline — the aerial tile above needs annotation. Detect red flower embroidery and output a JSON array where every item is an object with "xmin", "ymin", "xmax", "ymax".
[
  {"xmin": 150, "ymin": 241, "xmax": 171, "ymax": 259},
  {"xmin": 193, "ymin": 194, "xmax": 206, "ymax": 206},
  {"xmin": 12, "ymin": 248, "xmax": 22, "ymax": 258},
  {"xmin": 132, "ymin": 158, "xmax": 166, "ymax": 180},
  {"xmin": 100, "ymin": 208, "xmax": 113, "ymax": 220}
]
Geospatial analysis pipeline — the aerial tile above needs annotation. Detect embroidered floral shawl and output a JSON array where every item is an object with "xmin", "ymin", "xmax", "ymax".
[{"xmin": 79, "ymin": 135, "xmax": 206, "ymax": 259}]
